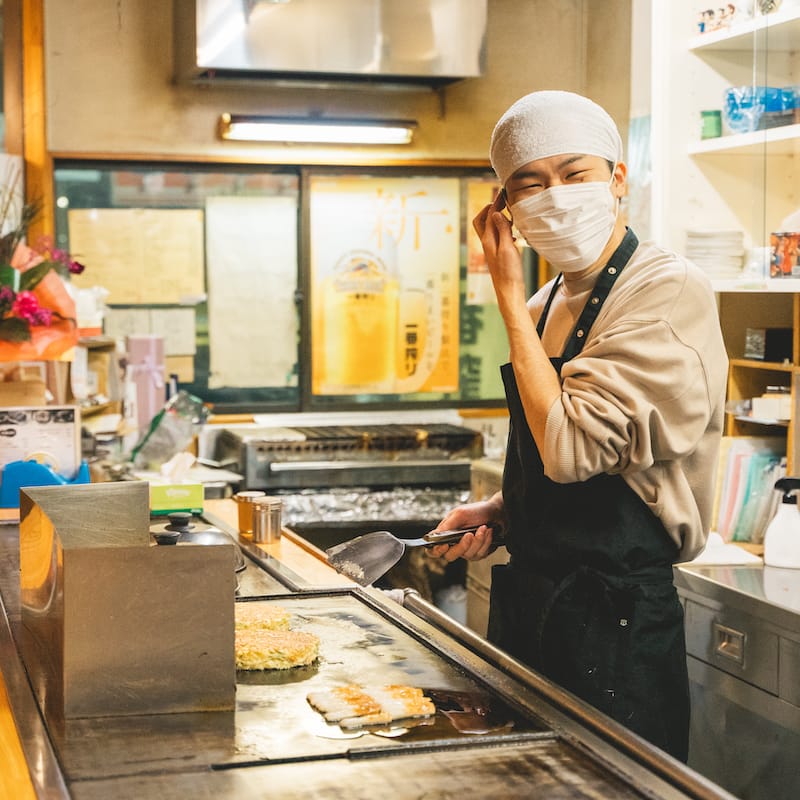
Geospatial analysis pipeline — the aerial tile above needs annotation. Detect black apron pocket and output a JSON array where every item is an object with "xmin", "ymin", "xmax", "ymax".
[
  {"xmin": 539, "ymin": 571, "xmax": 633, "ymax": 720},
  {"xmin": 614, "ymin": 582, "xmax": 690, "ymax": 762},
  {"xmin": 487, "ymin": 563, "xmax": 555, "ymax": 670}
]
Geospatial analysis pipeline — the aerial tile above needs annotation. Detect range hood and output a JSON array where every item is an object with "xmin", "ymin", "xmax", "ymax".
[{"xmin": 174, "ymin": 0, "xmax": 487, "ymax": 89}]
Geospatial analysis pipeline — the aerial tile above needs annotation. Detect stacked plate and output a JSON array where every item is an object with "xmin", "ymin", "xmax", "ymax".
[{"xmin": 685, "ymin": 230, "xmax": 745, "ymax": 279}]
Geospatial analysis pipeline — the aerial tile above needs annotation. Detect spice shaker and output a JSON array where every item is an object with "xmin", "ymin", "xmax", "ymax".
[
  {"xmin": 232, "ymin": 490, "xmax": 266, "ymax": 534},
  {"xmin": 252, "ymin": 497, "xmax": 283, "ymax": 543}
]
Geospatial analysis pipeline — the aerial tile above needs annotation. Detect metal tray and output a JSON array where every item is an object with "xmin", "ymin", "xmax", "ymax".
[
  {"xmin": 67, "ymin": 738, "xmax": 650, "ymax": 800},
  {"xmin": 52, "ymin": 589, "xmax": 548, "ymax": 783}
]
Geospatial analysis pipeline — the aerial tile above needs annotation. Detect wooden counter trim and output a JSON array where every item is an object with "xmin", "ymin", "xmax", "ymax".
[
  {"xmin": 0, "ymin": 673, "xmax": 37, "ymax": 800},
  {"xmin": 204, "ymin": 499, "xmax": 354, "ymax": 588}
]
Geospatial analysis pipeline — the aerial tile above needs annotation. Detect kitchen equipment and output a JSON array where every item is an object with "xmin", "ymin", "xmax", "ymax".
[
  {"xmin": 150, "ymin": 511, "xmax": 247, "ymax": 572},
  {"xmin": 212, "ymin": 421, "xmax": 483, "ymax": 597},
  {"xmin": 252, "ymin": 497, "xmax": 282, "ymax": 544},
  {"xmin": 213, "ymin": 422, "xmax": 482, "ymax": 491},
  {"xmin": 0, "ymin": 513, "xmax": 740, "ymax": 799},
  {"xmin": 232, "ymin": 490, "xmax": 266, "ymax": 533},
  {"xmin": 174, "ymin": 0, "xmax": 487, "ymax": 89},
  {"xmin": 763, "ymin": 476, "xmax": 800, "ymax": 567},
  {"xmin": 326, "ymin": 525, "xmax": 503, "ymax": 586},
  {"xmin": 18, "ymin": 482, "xmax": 236, "ymax": 720},
  {"xmin": 676, "ymin": 564, "xmax": 800, "ymax": 800}
]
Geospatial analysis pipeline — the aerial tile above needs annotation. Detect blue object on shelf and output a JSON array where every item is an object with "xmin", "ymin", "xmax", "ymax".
[
  {"xmin": 0, "ymin": 460, "xmax": 91, "ymax": 508},
  {"xmin": 723, "ymin": 85, "xmax": 798, "ymax": 134}
]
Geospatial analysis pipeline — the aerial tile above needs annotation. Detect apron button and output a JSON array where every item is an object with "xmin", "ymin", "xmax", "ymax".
[
  {"xmin": 619, "ymin": 618, "xmax": 628, "ymax": 627},
  {"xmin": 608, "ymin": 266, "xmax": 617, "ymax": 275},
  {"xmin": 576, "ymin": 329, "xmax": 585, "ymax": 338},
  {"xmin": 591, "ymin": 296, "xmax": 599, "ymax": 304}
]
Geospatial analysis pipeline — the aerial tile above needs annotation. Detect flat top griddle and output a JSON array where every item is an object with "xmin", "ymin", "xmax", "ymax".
[
  {"xmin": 53, "ymin": 589, "xmax": 660, "ymax": 800},
  {"xmin": 0, "ymin": 522, "xmax": 735, "ymax": 800},
  {"xmin": 67, "ymin": 738, "xmax": 648, "ymax": 800},
  {"xmin": 52, "ymin": 590, "xmax": 546, "ymax": 782}
]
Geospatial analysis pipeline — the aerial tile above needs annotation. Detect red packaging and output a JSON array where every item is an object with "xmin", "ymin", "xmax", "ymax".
[{"xmin": 770, "ymin": 232, "xmax": 800, "ymax": 278}]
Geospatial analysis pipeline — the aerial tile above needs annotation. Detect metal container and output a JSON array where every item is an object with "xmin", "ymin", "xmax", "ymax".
[
  {"xmin": 232, "ymin": 490, "xmax": 266, "ymax": 533},
  {"xmin": 18, "ymin": 482, "xmax": 236, "ymax": 720},
  {"xmin": 252, "ymin": 497, "xmax": 282, "ymax": 543}
]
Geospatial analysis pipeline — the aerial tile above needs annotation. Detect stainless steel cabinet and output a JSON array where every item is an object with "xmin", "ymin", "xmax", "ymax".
[{"xmin": 677, "ymin": 565, "xmax": 800, "ymax": 800}]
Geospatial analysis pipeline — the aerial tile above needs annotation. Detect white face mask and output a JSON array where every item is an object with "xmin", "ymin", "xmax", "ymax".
[{"xmin": 509, "ymin": 177, "xmax": 619, "ymax": 273}]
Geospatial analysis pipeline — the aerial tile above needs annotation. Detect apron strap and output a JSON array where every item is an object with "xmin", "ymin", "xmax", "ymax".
[
  {"xmin": 538, "ymin": 228, "xmax": 639, "ymax": 362},
  {"xmin": 536, "ymin": 274, "xmax": 563, "ymax": 339}
]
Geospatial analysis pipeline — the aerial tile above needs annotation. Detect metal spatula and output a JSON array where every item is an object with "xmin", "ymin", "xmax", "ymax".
[{"xmin": 325, "ymin": 525, "xmax": 503, "ymax": 586}]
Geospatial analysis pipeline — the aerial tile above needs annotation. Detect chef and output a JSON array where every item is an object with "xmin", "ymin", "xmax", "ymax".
[{"xmin": 431, "ymin": 90, "xmax": 728, "ymax": 761}]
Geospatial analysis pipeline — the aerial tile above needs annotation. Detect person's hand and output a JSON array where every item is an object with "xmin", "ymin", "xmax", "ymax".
[
  {"xmin": 427, "ymin": 498, "xmax": 503, "ymax": 563},
  {"xmin": 472, "ymin": 192, "xmax": 526, "ymax": 308}
]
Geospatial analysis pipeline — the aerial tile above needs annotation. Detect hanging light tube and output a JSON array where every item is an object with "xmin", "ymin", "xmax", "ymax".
[{"xmin": 218, "ymin": 113, "xmax": 417, "ymax": 145}]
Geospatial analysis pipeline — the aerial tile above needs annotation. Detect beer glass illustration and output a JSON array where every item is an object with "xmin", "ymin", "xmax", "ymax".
[{"xmin": 318, "ymin": 249, "xmax": 399, "ymax": 394}]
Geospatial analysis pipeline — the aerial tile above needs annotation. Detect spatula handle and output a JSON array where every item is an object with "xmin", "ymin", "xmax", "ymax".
[{"xmin": 423, "ymin": 524, "xmax": 503, "ymax": 545}]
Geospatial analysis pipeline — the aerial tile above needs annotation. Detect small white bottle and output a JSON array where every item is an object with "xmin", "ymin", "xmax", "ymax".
[{"xmin": 763, "ymin": 477, "xmax": 800, "ymax": 568}]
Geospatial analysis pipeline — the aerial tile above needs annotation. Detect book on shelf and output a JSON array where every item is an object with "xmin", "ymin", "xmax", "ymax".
[{"xmin": 713, "ymin": 436, "xmax": 786, "ymax": 544}]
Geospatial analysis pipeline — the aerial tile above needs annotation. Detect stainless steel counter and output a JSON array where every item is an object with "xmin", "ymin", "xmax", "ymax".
[
  {"xmin": 674, "ymin": 563, "xmax": 800, "ymax": 800},
  {"xmin": 0, "ymin": 513, "xmax": 738, "ymax": 800},
  {"xmin": 676, "ymin": 563, "xmax": 800, "ymax": 631}
]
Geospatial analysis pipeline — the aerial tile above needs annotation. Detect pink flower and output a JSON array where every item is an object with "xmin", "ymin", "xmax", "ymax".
[
  {"xmin": 0, "ymin": 285, "xmax": 14, "ymax": 307},
  {"xmin": 11, "ymin": 291, "xmax": 43, "ymax": 323},
  {"xmin": 34, "ymin": 307, "xmax": 53, "ymax": 326},
  {"xmin": 69, "ymin": 259, "xmax": 85, "ymax": 275},
  {"xmin": 51, "ymin": 248, "xmax": 70, "ymax": 266}
]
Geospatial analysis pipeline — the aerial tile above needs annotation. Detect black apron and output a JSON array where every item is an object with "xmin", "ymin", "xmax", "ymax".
[{"xmin": 488, "ymin": 229, "xmax": 690, "ymax": 761}]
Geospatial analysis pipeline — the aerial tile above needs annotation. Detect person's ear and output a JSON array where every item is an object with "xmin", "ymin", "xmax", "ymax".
[{"xmin": 612, "ymin": 161, "xmax": 627, "ymax": 199}]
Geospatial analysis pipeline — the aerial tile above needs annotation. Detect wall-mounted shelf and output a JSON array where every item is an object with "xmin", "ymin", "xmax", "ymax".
[
  {"xmin": 732, "ymin": 414, "xmax": 790, "ymax": 427},
  {"xmin": 728, "ymin": 358, "xmax": 795, "ymax": 372},
  {"xmin": 688, "ymin": 7, "xmax": 800, "ymax": 52},
  {"xmin": 712, "ymin": 278, "xmax": 800, "ymax": 293},
  {"xmin": 690, "ymin": 123, "xmax": 800, "ymax": 156}
]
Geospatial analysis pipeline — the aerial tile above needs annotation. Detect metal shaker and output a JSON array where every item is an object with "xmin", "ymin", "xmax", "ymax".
[
  {"xmin": 252, "ymin": 497, "xmax": 283, "ymax": 543},
  {"xmin": 232, "ymin": 491, "xmax": 266, "ymax": 534}
]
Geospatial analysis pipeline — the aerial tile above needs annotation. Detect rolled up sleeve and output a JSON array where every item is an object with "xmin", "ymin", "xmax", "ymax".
[{"xmin": 542, "ymin": 319, "xmax": 714, "ymax": 484}]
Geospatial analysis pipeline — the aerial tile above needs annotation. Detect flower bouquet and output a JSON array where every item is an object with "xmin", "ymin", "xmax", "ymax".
[{"xmin": 0, "ymin": 178, "xmax": 85, "ymax": 362}]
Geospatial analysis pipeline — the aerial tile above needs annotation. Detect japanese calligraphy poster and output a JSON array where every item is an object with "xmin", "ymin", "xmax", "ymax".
[
  {"xmin": 466, "ymin": 179, "xmax": 501, "ymax": 305},
  {"xmin": 309, "ymin": 175, "xmax": 460, "ymax": 396}
]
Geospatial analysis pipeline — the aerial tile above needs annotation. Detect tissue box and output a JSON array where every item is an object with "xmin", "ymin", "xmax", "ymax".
[
  {"xmin": 146, "ymin": 479, "xmax": 204, "ymax": 515},
  {"xmin": 751, "ymin": 392, "xmax": 792, "ymax": 421}
]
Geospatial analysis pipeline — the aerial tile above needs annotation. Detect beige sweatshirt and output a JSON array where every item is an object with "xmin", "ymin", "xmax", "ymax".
[{"xmin": 528, "ymin": 239, "xmax": 728, "ymax": 562}]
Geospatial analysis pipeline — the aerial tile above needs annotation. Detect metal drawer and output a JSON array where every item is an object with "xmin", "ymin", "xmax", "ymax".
[
  {"xmin": 684, "ymin": 598, "xmax": 779, "ymax": 694},
  {"xmin": 780, "ymin": 636, "xmax": 800, "ymax": 707}
]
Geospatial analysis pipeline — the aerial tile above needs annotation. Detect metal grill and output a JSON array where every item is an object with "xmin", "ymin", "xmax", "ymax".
[{"xmin": 215, "ymin": 423, "xmax": 483, "ymax": 491}]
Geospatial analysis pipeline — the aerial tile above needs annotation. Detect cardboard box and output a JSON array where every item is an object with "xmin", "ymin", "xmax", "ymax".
[
  {"xmin": 752, "ymin": 392, "xmax": 792, "ymax": 421},
  {"xmin": 0, "ymin": 363, "xmax": 48, "ymax": 407},
  {"xmin": 145, "ymin": 478, "xmax": 204, "ymax": 515}
]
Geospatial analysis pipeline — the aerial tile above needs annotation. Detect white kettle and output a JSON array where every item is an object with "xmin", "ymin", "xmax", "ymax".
[{"xmin": 763, "ymin": 477, "xmax": 800, "ymax": 569}]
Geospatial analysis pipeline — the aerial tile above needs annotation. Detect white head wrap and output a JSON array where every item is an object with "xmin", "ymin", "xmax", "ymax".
[{"xmin": 489, "ymin": 90, "xmax": 624, "ymax": 185}]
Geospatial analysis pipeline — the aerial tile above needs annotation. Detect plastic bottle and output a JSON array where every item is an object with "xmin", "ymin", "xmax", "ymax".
[{"xmin": 763, "ymin": 477, "xmax": 800, "ymax": 568}]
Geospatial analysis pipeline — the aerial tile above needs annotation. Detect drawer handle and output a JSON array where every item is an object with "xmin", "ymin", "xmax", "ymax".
[{"xmin": 714, "ymin": 622, "xmax": 745, "ymax": 665}]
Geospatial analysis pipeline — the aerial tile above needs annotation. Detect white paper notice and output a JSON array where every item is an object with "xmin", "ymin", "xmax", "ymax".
[
  {"xmin": 104, "ymin": 308, "xmax": 197, "ymax": 356},
  {"xmin": 150, "ymin": 308, "xmax": 197, "ymax": 356},
  {"xmin": 205, "ymin": 196, "xmax": 298, "ymax": 389},
  {"xmin": 68, "ymin": 208, "xmax": 206, "ymax": 304}
]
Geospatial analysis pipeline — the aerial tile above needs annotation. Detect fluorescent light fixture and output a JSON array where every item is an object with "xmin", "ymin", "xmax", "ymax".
[{"xmin": 218, "ymin": 113, "xmax": 417, "ymax": 145}]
